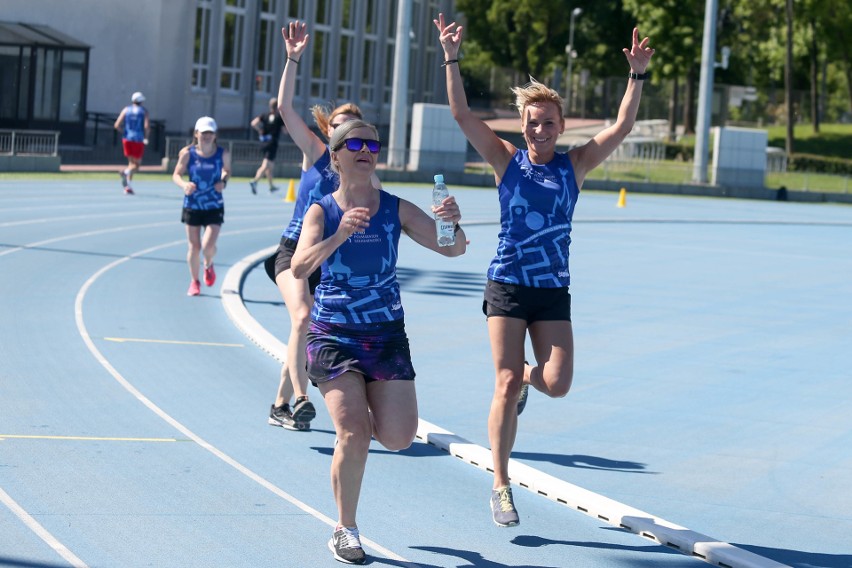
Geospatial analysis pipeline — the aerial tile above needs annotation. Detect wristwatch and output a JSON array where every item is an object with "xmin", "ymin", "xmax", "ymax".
[{"xmin": 628, "ymin": 72, "xmax": 650, "ymax": 80}]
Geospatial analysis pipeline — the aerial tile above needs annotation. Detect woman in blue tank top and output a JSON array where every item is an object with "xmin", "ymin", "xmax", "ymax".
[
  {"xmin": 263, "ymin": 21, "xmax": 384, "ymax": 432},
  {"xmin": 171, "ymin": 116, "xmax": 231, "ymax": 297},
  {"xmin": 291, "ymin": 119, "xmax": 466, "ymax": 564},
  {"xmin": 436, "ymin": 13, "xmax": 656, "ymax": 527}
]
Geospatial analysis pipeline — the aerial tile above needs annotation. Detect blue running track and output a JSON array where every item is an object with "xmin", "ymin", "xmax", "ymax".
[{"xmin": 1, "ymin": 178, "xmax": 850, "ymax": 567}]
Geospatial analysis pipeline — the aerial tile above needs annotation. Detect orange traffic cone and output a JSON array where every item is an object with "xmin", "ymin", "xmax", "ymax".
[
  {"xmin": 284, "ymin": 179, "xmax": 296, "ymax": 202},
  {"xmin": 616, "ymin": 187, "xmax": 627, "ymax": 208}
]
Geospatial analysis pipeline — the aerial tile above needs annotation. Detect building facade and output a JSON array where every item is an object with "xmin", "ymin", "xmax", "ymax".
[{"xmin": 0, "ymin": 0, "xmax": 453, "ymax": 143}]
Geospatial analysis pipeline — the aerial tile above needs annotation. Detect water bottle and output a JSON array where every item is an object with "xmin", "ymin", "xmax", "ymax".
[{"xmin": 433, "ymin": 174, "xmax": 455, "ymax": 247}]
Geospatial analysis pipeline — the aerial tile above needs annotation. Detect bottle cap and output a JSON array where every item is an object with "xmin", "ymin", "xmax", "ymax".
[{"xmin": 434, "ymin": 174, "xmax": 444, "ymax": 183}]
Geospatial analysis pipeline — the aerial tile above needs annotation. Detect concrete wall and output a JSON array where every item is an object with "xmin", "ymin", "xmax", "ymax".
[{"xmin": 0, "ymin": 155, "xmax": 60, "ymax": 172}]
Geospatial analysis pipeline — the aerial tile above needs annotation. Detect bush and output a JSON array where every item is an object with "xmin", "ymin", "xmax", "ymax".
[
  {"xmin": 663, "ymin": 141, "xmax": 694, "ymax": 161},
  {"xmin": 788, "ymin": 153, "xmax": 852, "ymax": 175}
]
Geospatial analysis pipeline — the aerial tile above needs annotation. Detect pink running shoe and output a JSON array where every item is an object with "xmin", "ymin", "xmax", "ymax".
[
  {"xmin": 203, "ymin": 264, "xmax": 216, "ymax": 286},
  {"xmin": 187, "ymin": 279, "xmax": 201, "ymax": 296},
  {"xmin": 124, "ymin": 187, "xmax": 135, "ymax": 195}
]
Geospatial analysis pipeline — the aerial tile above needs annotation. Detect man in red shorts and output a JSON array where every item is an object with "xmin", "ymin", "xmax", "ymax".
[{"xmin": 114, "ymin": 91, "xmax": 150, "ymax": 195}]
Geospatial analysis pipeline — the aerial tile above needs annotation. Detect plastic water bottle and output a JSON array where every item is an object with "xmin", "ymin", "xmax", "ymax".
[{"xmin": 433, "ymin": 174, "xmax": 455, "ymax": 247}]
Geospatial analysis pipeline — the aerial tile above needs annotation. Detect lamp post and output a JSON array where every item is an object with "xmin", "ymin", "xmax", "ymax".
[{"xmin": 564, "ymin": 7, "xmax": 582, "ymax": 116}]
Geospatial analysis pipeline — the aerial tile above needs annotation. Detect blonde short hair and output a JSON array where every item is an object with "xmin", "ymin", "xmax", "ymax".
[{"xmin": 510, "ymin": 78, "xmax": 564, "ymax": 120}]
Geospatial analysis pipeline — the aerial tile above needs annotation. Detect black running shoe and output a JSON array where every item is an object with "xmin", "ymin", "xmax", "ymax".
[
  {"xmin": 328, "ymin": 526, "xmax": 366, "ymax": 564},
  {"xmin": 268, "ymin": 404, "xmax": 299, "ymax": 430},
  {"xmin": 291, "ymin": 397, "xmax": 316, "ymax": 424}
]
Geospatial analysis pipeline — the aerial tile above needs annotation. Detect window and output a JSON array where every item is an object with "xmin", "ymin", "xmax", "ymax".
[
  {"xmin": 59, "ymin": 50, "xmax": 85, "ymax": 121},
  {"xmin": 0, "ymin": 46, "xmax": 21, "ymax": 120},
  {"xmin": 310, "ymin": 29, "xmax": 329, "ymax": 99},
  {"xmin": 192, "ymin": 0, "xmax": 213, "ymax": 89},
  {"xmin": 337, "ymin": 0, "xmax": 357, "ymax": 102},
  {"xmin": 255, "ymin": 0, "xmax": 277, "ymax": 93},
  {"xmin": 337, "ymin": 34, "xmax": 353, "ymax": 101},
  {"xmin": 220, "ymin": 0, "xmax": 247, "ymax": 92},
  {"xmin": 287, "ymin": 0, "xmax": 302, "ymax": 18},
  {"xmin": 33, "ymin": 48, "xmax": 60, "ymax": 121},
  {"xmin": 360, "ymin": 0, "xmax": 378, "ymax": 101}
]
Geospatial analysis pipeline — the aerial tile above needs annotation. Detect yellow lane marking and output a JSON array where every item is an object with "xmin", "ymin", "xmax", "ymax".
[
  {"xmin": 0, "ymin": 435, "xmax": 190, "ymax": 442},
  {"xmin": 104, "ymin": 337, "xmax": 243, "ymax": 347}
]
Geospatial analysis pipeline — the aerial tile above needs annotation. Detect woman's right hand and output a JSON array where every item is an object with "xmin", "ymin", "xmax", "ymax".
[
  {"xmin": 183, "ymin": 182, "xmax": 196, "ymax": 196},
  {"xmin": 338, "ymin": 207, "xmax": 371, "ymax": 238},
  {"xmin": 282, "ymin": 20, "xmax": 309, "ymax": 59},
  {"xmin": 433, "ymin": 12, "xmax": 462, "ymax": 60}
]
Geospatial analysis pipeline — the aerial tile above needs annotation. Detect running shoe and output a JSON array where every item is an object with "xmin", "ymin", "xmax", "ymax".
[
  {"xmin": 328, "ymin": 526, "xmax": 366, "ymax": 564},
  {"xmin": 124, "ymin": 187, "xmax": 135, "ymax": 195},
  {"xmin": 517, "ymin": 384, "xmax": 529, "ymax": 416},
  {"xmin": 490, "ymin": 486, "xmax": 520, "ymax": 527},
  {"xmin": 120, "ymin": 170, "xmax": 128, "ymax": 188},
  {"xmin": 203, "ymin": 263, "xmax": 216, "ymax": 286},
  {"xmin": 187, "ymin": 279, "xmax": 201, "ymax": 296},
  {"xmin": 517, "ymin": 360, "xmax": 529, "ymax": 416},
  {"xmin": 268, "ymin": 404, "xmax": 303, "ymax": 431},
  {"xmin": 291, "ymin": 396, "xmax": 316, "ymax": 424},
  {"xmin": 249, "ymin": 180, "xmax": 257, "ymax": 195},
  {"xmin": 269, "ymin": 185, "xmax": 280, "ymax": 193}
]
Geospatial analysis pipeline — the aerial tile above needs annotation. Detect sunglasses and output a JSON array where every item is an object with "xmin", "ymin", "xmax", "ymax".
[{"xmin": 334, "ymin": 137, "xmax": 381, "ymax": 154}]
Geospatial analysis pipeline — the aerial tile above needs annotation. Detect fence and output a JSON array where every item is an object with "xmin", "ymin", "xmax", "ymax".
[{"xmin": 0, "ymin": 130, "xmax": 60, "ymax": 156}]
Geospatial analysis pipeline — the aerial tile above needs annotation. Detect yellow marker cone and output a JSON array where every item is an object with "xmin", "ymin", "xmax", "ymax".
[
  {"xmin": 284, "ymin": 179, "xmax": 296, "ymax": 202},
  {"xmin": 616, "ymin": 187, "xmax": 627, "ymax": 208}
]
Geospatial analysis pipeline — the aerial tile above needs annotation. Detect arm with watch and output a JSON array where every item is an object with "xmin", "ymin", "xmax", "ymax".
[{"xmin": 567, "ymin": 27, "xmax": 656, "ymax": 184}]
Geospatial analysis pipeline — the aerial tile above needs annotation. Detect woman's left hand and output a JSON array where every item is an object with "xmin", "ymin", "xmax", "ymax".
[{"xmin": 432, "ymin": 195, "xmax": 461, "ymax": 225}]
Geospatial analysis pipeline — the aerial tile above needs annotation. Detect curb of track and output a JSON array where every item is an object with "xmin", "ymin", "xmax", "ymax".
[{"xmin": 221, "ymin": 248, "xmax": 790, "ymax": 568}]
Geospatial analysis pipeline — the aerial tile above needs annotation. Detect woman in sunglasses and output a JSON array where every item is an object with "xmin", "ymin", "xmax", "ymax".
[
  {"xmin": 263, "ymin": 20, "xmax": 383, "ymax": 432},
  {"xmin": 291, "ymin": 119, "xmax": 466, "ymax": 564},
  {"xmin": 435, "ymin": 13, "xmax": 655, "ymax": 527}
]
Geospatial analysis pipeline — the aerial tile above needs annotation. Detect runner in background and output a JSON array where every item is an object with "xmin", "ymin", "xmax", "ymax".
[
  {"xmin": 114, "ymin": 91, "xmax": 150, "ymax": 195},
  {"xmin": 249, "ymin": 97, "xmax": 285, "ymax": 195}
]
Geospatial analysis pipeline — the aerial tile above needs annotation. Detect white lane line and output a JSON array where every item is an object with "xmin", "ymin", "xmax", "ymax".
[
  {"xmin": 0, "ymin": 486, "xmax": 89, "ymax": 568},
  {"xmin": 68, "ymin": 230, "xmax": 420, "ymax": 567},
  {"xmin": 103, "ymin": 337, "xmax": 244, "ymax": 347},
  {"xmin": 0, "ymin": 221, "xmax": 175, "ymax": 258},
  {"xmin": 224, "ymin": 247, "xmax": 791, "ymax": 568}
]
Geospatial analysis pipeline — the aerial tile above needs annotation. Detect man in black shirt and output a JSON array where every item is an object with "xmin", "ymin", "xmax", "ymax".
[{"xmin": 249, "ymin": 97, "xmax": 286, "ymax": 194}]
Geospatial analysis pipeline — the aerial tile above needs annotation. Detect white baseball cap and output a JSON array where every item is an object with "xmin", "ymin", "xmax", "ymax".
[
  {"xmin": 131, "ymin": 91, "xmax": 145, "ymax": 103},
  {"xmin": 194, "ymin": 116, "xmax": 218, "ymax": 133}
]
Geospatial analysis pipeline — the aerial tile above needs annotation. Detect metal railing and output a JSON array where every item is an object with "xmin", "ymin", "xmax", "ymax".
[
  {"xmin": 0, "ymin": 130, "xmax": 60, "ymax": 156},
  {"xmin": 165, "ymin": 137, "xmax": 303, "ymax": 164}
]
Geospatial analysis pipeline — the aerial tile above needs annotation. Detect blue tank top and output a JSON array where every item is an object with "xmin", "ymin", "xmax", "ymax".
[
  {"xmin": 123, "ymin": 105, "xmax": 146, "ymax": 142},
  {"xmin": 487, "ymin": 149, "xmax": 580, "ymax": 288},
  {"xmin": 281, "ymin": 148, "xmax": 339, "ymax": 241},
  {"xmin": 183, "ymin": 146, "xmax": 225, "ymax": 211},
  {"xmin": 311, "ymin": 190, "xmax": 403, "ymax": 324}
]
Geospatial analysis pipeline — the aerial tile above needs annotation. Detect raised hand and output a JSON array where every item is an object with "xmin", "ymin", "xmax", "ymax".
[
  {"xmin": 282, "ymin": 20, "xmax": 309, "ymax": 59},
  {"xmin": 433, "ymin": 12, "xmax": 463, "ymax": 59},
  {"xmin": 622, "ymin": 28, "xmax": 655, "ymax": 74}
]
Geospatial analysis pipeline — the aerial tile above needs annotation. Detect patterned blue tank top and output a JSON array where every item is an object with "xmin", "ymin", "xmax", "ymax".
[
  {"xmin": 487, "ymin": 149, "xmax": 580, "ymax": 288},
  {"xmin": 183, "ymin": 146, "xmax": 225, "ymax": 211},
  {"xmin": 281, "ymin": 148, "xmax": 339, "ymax": 241},
  {"xmin": 123, "ymin": 105, "xmax": 146, "ymax": 142},
  {"xmin": 311, "ymin": 190, "xmax": 403, "ymax": 324}
]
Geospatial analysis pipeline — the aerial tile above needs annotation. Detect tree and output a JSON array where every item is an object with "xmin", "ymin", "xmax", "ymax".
[
  {"xmin": 785, "ymin": 0, "xmax": 794, "ymax": 154},
  {"xmin": 622, "ymin": 0, "xmax": 705, "ymax": 137},
  {"xmin": 454, "ymin": 0, "xmax": 635, "ymax": 113}
]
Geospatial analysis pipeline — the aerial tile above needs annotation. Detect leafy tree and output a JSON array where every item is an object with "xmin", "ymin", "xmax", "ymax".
[
  {"xmin": 622, "ymin": 0, "xmax": 705, "ymax": 136},
  {"xmin": 454, "ymin": 0, "xmax": 637, "ymax": 112}
]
